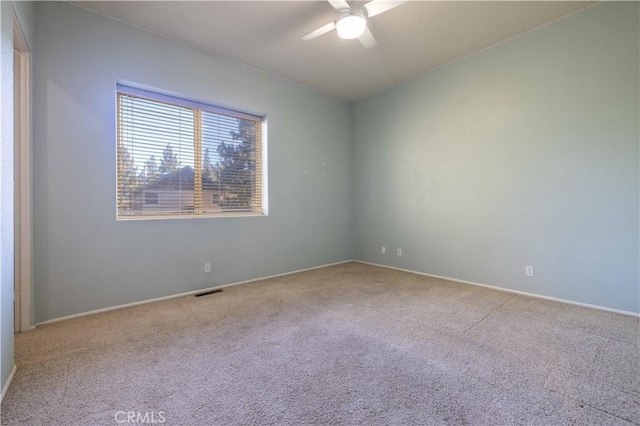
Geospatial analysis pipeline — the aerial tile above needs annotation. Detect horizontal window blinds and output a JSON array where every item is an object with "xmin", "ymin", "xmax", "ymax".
[{"xmin": 116, "ymin": 87, "xmax": 264, "ymax": 219}]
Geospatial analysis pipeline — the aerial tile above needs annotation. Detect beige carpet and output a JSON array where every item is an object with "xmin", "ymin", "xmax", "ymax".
[{"xmin": 1, "ymin": 262, "xmax": 639, "ymax": 425}]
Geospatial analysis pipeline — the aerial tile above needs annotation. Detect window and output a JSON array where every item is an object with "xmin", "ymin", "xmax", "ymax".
[{"xmin": 116, "ymin": 85, "xmax": 265, "ymax": 219}]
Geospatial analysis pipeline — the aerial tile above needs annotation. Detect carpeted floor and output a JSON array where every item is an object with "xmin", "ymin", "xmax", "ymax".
[{"xmin": 1, "ymin": 262, "xmax": 639, "ymax": 425}]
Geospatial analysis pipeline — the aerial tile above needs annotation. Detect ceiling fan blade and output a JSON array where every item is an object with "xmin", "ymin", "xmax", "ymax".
[
  {"xmin": 358, "ymin": 27, "xmax": 377, "ymax": 49},
  {"xmin": 364, "ymin": 0, "xmax": 406, "ymax": 18},
  {"xmin": 302, "ymin": 22, "xmax": 337, "ymax": 41},
  {"xmin": 328, "ymin": 0, "xmax": 351, "ymax": 11}
]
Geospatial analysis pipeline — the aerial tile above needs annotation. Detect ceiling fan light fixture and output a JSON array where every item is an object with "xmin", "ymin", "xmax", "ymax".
[{"xmin": 336, "ymin": 14, "xmax": 366, "ymax": 39}]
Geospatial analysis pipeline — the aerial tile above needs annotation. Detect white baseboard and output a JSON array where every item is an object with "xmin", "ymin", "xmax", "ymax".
[
  {"xmin": 36, "ymin": 260, "xmax": 355, "ymax": 326},
  {"xmin": 355, "ymin": 260, "xmax": 640, "ymax": 318},
  {"xmin": 1, "ymin": 365, "xmax": 17, "ymax": 403}
]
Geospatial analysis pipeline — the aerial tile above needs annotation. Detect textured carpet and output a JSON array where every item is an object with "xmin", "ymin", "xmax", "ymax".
[{"xmin": 1, "ymin": 262, "xmax": 639, "ymax": 425}]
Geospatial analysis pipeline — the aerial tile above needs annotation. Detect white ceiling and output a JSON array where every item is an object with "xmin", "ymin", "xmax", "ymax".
[{"xmin": 74, "ymin": 1, "xmax": 596, "ymax": 102}]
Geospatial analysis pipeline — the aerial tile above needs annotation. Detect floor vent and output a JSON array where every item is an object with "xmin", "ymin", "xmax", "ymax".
[{"xmin": 195, "ymin": 289, "xmax": 223, "ymax": 297}]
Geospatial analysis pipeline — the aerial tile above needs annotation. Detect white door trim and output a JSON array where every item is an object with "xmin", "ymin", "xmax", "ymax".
[{"xmin": 13, "ymin": 11, "xmax": 32, "ymax": 332}]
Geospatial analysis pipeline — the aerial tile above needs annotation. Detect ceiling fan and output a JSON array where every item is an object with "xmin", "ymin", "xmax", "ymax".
[{"xmin": 302, "ymin": 0, "xmax": 407, "ymax": 49}]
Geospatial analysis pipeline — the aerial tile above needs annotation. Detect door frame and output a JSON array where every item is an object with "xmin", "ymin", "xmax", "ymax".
[{"xmin": 13, "ymin": 11, "xmax": 31, "ymax": 332}]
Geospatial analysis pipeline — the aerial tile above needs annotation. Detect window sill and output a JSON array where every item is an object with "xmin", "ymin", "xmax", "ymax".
[{"xmin": 116, "ymin": 212, "xmax": 268, "ymax": 221}]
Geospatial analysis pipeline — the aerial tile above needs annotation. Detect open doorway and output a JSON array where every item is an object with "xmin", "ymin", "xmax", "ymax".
[{"xmin": 13, "ymin": 13, "xmax": 31, "ymax": 333}]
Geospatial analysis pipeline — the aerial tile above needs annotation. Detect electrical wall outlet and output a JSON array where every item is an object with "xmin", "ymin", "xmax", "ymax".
[
  {"xmin": 397, "ymin": 248, "xmax": 402, "ymax": 257},
  {"xmin": 381, "ymin": 246, "xmax": 386, "ymax": 254},
  {"xmin": 205, "ymin": 262, "xmax": 211, "ymax": 273},
  {"xmin": 525, "ymin": 265, "xmax": 534, "ymax": 277}
]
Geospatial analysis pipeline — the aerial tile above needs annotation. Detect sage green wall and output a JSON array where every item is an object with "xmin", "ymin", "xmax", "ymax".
[
  {"xmin": 31, "ymin": 1, "xmax": 640, "ymax": 326},
  {"xmin": 33, "ymin": 2, "xmax": 353, "ymax": 322},
  {"xmin": 353, "ymin": 2, "xmax": 639, "ymax": 313}
]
